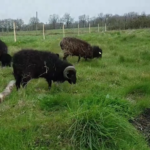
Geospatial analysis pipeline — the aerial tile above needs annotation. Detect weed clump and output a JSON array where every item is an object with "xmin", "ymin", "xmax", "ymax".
[{"xmin": 68, "ymin": 103, "xmax": 143, "ymax": 150}]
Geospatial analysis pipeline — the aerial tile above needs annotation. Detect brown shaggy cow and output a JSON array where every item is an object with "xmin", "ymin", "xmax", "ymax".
[{"xmin": 60, "ymin": 37, "xmax": 102, "ymax": 62}]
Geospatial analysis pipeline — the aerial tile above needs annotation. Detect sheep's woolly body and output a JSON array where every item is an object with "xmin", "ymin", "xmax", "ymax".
[
  {"xmin": 12, "ymin": 49, "xmax": 76, "ymax": 90},
  {"xmin": 60, "ymin": 37, "xmax": 93, "ymax": 59},
  {"xmin": 0, "ymin": 40, "xmax": 8, "ymax": 57}
]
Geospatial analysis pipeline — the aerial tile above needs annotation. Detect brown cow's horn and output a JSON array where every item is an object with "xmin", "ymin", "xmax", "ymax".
[{"xmin": 63, "ymin": 66, "xmax": 76, "ymax": 79}]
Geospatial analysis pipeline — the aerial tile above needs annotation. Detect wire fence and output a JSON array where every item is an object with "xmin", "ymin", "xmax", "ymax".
[{"xmin": 0, "ymin": 22, "xmax": 148, "ymax": 42}]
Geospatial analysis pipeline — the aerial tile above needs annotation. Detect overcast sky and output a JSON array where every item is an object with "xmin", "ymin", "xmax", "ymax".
[{"xmin": 0, "ymin": 0, "xmax": 150, "ymax": 24}]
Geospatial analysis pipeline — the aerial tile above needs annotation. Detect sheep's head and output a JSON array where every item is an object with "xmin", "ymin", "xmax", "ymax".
[
  {"xmin": 63, "ymin": 66, "xmax": 76, "ymax": 84},
  {"xmin": 92, "ymin": 46, "xmax": 102, "ymax": 58}
]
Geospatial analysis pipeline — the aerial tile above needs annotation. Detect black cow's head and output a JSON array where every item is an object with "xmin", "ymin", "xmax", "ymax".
[
  {"xmin": 92, "ymin": 46, "xmax": 102, "ymax": 58},
  {"xmin": 63, "ymin": 66, "xmax": 76, "ymax": 84}
]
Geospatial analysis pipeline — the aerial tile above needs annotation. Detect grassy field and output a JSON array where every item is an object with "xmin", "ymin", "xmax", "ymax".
[{"xmin": 0, "ymin": 28, "xmax": 150, "ymax": 150}]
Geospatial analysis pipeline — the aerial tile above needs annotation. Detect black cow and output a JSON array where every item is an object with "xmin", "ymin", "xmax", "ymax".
[
  {"xmin": 12, "ymin": 49, "xmax": 76, "ymax": 90},
  {"xmin": 0, "ymin": 53, "xmax": 12, "ymax": 67},
  {"xmin": 0, "ymin": 39, "xmax": 8, "ymax": 57}
]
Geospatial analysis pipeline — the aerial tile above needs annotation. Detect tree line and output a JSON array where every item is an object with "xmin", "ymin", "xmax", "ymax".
[{"xmin": 0, "ymin": 12, "xmax": 150, "ymax": 32}]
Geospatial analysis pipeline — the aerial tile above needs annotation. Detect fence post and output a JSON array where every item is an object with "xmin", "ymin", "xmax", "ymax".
[
  {"xmin": 89, "ymin": 23, "xmax": 91, "ymax": 33},
  {"xmin": 98, "ymin": 24, "xmax": 100, "ymax": 33},
  {"xmin": 43, "ymin": 24, "xmax": 45, "ymax": 40},
  {"xmin": 78, "ymin": 23, "xmax": 79, "ymax": 36},
  {"xmin": 63, "ymin": 23, "xmax": 65, "ymax": 37},
  {"xmin": 13, "ymin": 22, "xmax": 16, "ymax": 42},
  {"xmin": 105, "ymin": 23, "xmax": 107, "ymax": 32}
]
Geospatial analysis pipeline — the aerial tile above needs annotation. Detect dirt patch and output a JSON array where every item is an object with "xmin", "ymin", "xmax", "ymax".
[{"xmin": 130, "ymin": 108, "xmax": 150, "ymax": 145}]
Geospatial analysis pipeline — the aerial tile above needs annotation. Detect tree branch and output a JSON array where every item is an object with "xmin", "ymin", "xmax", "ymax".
[{"xmin": 0, "ymin": 80, "xmax": 15, "ymax": 103}]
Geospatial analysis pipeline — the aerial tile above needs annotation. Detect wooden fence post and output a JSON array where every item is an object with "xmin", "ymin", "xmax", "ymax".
[
  {"xmin": 78, "ymin": 23, "xmax": 79, "ymax": 36},
  {"xmin": 63, "ymin": 23, "xmax": 65, "ymax": 37},
  {"xmin": 13, "ymin": 22, "xmax": 16, "ymax": 42},
  {"xmin": 43, "ymin": 24, "xmax": 45, "ymax": 40},
  {"xmin": 98, "ymin": 24, "xmax": 100, "ymax": 33},
  {"xmin": 89, "ymin": 23, "xmax": 91, "ymax": 33},
  {"xmin": 105, "ymin": 23, "xmax": 107, "ymax": 32}
]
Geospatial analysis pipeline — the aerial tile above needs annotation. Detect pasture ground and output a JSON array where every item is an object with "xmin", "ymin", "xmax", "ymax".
[{"xmin": 0, "ymin": 28, "xmax": 150, "ymax": 150}]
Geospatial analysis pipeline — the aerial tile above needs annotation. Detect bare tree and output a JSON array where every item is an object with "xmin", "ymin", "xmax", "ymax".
[
  {"xmin": 62, "ymin": 13, "xmax": 73, "ymax": 28},
  {"xmin": 16, "ymin": 19, "xmax": 24, "ymax": 31},
  {"xmin": 97, "ymin": 13, "xmax": 104, "ymax": 26},
  {"xmin": 29, "ymin": 17, "xmax": 39, "ymax": 30},
  {"xmin": 79, "ymin": 14, "xmax": 87, "ymax": 27},
  {"xmin": 89, "ymin": 17, "xmax": 97, "ymax": 26},
  {"xmin": 58, "ymin": 18, "xmax": 64, "ymax": 29},
  {"xmin": 1, "ymin": 11, "xmax": 150, "ymax": 32},
  {"xmin": 0, "ymin": 19, "xmax": 14, "ymax": 32},
  {"xmin": 49, "ymin": 14, "xmax": 59, "ymax": 29}
]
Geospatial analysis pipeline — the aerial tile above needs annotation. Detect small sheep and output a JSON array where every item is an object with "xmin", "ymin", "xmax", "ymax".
[{"xmin": 60, "ymin": 37, "xmax": 102, "ymax": 62}]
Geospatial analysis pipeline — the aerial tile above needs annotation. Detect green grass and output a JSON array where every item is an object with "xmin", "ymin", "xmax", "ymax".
[{"xmin": 0, "ymin": 28, "xmax": 150, "ymax": 150}]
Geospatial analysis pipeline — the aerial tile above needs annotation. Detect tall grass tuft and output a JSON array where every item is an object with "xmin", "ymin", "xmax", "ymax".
[{"xmin": 67, "ymin": 96, "xmax": 146, "ymax": 150}]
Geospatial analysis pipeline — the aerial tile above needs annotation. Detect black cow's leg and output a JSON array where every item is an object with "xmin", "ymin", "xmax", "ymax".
[
  {"xmin": 46, "ymin": 79, "xmax": 52, "ymax": 90},
  {"xmin": 2, "ymin": 62, "xmax": 5, "ymax": 67},
  {"xmin": 21, "ymin": 76, "xmax": 31, "ymax": 88},
  {"xmin": 15, "ymin": 76, "xmax": 22, "ymax": 90},
  {"xmin": 77, "ymin": 56, "xmax": 81, "ymax": 62}
]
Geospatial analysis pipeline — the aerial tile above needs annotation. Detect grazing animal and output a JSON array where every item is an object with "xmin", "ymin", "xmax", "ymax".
[
  {"xmin": 0, "ymin": 40, "xmax": 8, "ymax": 57},
  {"xmin": 12, "ymin": 49, "xmax": 76, "ymax": 90},
  {"xmin": 60, "ymin": 37, "xmax": 102, "ymax": 62},
  {"xmin": 0, "ymin": 53, "xmax": 12, "ymax": 67}
]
